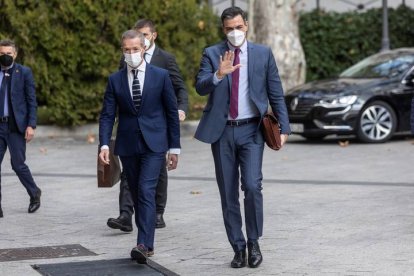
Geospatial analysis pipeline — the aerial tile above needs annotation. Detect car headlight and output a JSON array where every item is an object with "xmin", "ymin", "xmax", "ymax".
[{"xmin": 317, "ymin": 95, "xmax": 358, "ymax": 108}]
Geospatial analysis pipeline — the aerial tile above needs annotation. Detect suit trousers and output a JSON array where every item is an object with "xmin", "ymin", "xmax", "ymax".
[
  {"xmin": 211, "ymin": 122, "xmax": 265, "ymax": 252},
  {"xmin": 119, "ymin": 134, "xmax": 165, "ymax": 250},
  {"xmin": 118, "ymin": 159, "xmax": 168, "ymax": 220},
  {"xmin": 0, "ymin": 122, "xmax": 39, "ymax": 204}
]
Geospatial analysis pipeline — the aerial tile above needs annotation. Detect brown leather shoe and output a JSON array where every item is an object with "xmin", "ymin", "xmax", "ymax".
[{"xmin": 130, "ymin": 244, "xmax": 148, "ymax": 264}]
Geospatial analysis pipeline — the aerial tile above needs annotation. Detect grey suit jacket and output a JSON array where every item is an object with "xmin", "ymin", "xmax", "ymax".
[{"xmin": 194, "ymin": 41, "xmax": 290, "ymax": 144}]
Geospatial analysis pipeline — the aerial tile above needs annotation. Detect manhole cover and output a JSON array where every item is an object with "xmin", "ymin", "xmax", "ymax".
[
  {"xmin": 32, "ymin": 258, "xmax": 179, "ymax": 276},
  {"xmin": 0, "ymin": 244, "xmax": 96, "ymax": 262}
]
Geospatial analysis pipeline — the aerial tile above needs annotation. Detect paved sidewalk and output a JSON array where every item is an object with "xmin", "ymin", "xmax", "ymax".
[{"xmin": 0, "ymin": 133, "xmax": 414, "ymax": 275}]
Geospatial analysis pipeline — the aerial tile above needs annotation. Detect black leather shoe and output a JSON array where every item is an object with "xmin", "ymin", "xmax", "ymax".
[
  {"xmin": 0, "ymin": 206, "xmax": 3, "ymax": 218},
  {"xmin": 107, "ymin": 215, "xmax": 133, "ymax": 232},
  {"xmin": 230, "ymin": 250, "xmax": 246, "ymax": 268},
  {"xmin": 130, "ymin": 244, "xmax": 148, "ymax": 264},
  {"xmin": 155, "ymin": 213, "xmax": 166, "ymax": 228},
  {"xmin": 28, "ymin": 188, "xmax": 41, "ymax": 213},
  {"xmin": 247, "ymin": 241, "xmax": 263, "ymax": 268}
]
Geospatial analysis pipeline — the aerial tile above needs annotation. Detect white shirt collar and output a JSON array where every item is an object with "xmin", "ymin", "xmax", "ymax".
[
  {"xmin": 1, "ymin": 63, "xmax": 14, "ymax": 72},
  {"xmin": 146, "ymin": 43, "xmax": 156, "ymax": 57},
  {"xmin": 127, "ymin": 60, "xmax": 147, "ymax": 74},
  {"xmin": 227, "ymin": 40, "xmax": 248, "ymax": 54}
]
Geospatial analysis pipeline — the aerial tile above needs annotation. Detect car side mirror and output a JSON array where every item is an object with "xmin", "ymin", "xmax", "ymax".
[{"xmin": 403, "ymin": 74, "xmax": 414, "ymax": 86}]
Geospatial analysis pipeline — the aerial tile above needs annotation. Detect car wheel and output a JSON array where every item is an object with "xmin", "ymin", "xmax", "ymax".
[
  {"xmin": 357, "ymin": 101, "xmax": 397, "ymax": 143},
  {"xmin": 301, "ymin": 134, "xmax": 326, "ymax": 141}
]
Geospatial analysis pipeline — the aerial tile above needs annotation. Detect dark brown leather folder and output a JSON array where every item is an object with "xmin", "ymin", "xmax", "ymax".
[
  {"xmin": 261, "ymin": 113, "xmax": 282, "ymax": 150},
  {"xmin": 97, "ymin": 139, "xmax": 121, "ymax": 187}
]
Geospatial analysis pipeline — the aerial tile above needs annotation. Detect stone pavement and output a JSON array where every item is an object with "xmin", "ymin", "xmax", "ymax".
[{"xmin": 0, "ymin": 128, "xmax": 414, "ymax": 275}]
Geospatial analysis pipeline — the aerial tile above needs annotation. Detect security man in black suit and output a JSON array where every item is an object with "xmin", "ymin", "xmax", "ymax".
[
  {"xmin": 0, "ymin": 39, "xmax": 41, "ymax": 218},
  {"xmin": 107, "ymin": 19, "xmax": 188, "ymax": 231}
]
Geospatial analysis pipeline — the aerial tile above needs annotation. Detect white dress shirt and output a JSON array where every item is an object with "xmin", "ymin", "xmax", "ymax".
[
  {"xmin": 213, "ymin": 41, "xmax": 259, "ymax": 120},
  {"xmin": 0, "ymin": 64, "xmax": 13, "ymax": 117},
  {"xmin": 127, "ymin": 61, "xmax": 146, "ymax": 96},
  {"xmin": 144, "ymin": 43, "xmax": 155, "ymax": 63}
]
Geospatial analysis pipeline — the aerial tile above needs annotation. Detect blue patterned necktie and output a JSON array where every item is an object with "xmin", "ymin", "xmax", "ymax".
[{"xmin": 131, "ymin": 69, "xmax": 142, "ymax": 110}]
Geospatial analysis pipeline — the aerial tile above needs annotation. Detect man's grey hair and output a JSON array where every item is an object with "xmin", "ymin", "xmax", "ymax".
[{"xmin": 121, "ymin": 30, "xmax": 145, "ymax": 47}]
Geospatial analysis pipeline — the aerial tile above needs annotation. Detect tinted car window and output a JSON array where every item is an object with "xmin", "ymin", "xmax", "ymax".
[{"xmin": 340, "ymin": 53, "xmax": 414, "ymax": 78}]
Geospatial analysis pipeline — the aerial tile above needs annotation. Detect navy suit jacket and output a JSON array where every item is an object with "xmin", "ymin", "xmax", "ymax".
[
  {"xmin": 8, "ymin": 63, "xmax": 37, "ymax": 133},
  {"xmin": 194, "ymin": 41, "xmax": 290, "ymax": 144},
  {"xmin": 99, "ymin": 64, "xmax": 180, "ymax": 156}
]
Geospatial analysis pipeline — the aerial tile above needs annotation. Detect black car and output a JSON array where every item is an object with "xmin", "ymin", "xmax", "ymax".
[{"xmin": 285, "ymin": 48, "xmax": 414, "ymax": 143}]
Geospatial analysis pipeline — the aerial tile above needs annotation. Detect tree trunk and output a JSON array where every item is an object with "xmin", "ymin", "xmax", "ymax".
[{"xmin": 248, "ymin": 0, "xmax": 306, "ymax": 91}]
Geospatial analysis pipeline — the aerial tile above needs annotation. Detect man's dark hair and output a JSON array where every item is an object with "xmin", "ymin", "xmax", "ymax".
[
  {"xmin": 134, "ymin": 19, "xmax": 157, "ymax": 33},
  {"xmin": 220, "ymin": 6, "xmax": 247, "ymax": 25},
  {"xmin": 0, "ymin": 39, "xmax": 17, "ymax": 50}
]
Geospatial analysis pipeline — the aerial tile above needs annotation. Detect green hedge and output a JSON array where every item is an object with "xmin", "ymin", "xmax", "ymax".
[
  {"xmin": 2, "ymin": 2, "xmax": 413, "ymax": 125},
  {"xmin": 300, "ymin": 5, "xmax": 414, "ymax": 82},
  {"xmin": 0, "ymin": 0, "xmax": 220, "ymax": 125}
]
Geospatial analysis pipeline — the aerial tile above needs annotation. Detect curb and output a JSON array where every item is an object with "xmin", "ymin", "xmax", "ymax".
[{"xmin": 34, "ymin": 121, "xmax": 199, "ymax": 140}]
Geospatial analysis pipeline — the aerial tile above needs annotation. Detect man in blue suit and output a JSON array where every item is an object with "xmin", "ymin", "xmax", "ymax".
[
  {"xmin": 99, "ymin": 30, "xmax": 180, "ymax": 264},
  {"xmin": 0, "ymin": 39, "xmax": 41, "ymax": 218},
  {"xmin": 195, "ymin": 7, "xmax": 290, "ymax": 268},
  {"xmin": 106, "ymin": 19, "xmax": 189, "ymax": 233}
]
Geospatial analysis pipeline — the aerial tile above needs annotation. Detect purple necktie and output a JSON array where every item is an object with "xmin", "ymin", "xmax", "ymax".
[{"xmin": 229, "ymin": 48, "xmax": 240, "ymax": 119}]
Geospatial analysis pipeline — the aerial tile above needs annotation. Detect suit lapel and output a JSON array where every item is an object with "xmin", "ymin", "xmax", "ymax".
[
  {"xmin": 10, "ymin": 64, "xmax": 20, "ymax": 98},
  {"xmin": 141, "ymin": 64, "xmax": 153, "ymax": 110},
  {"xmin": 150, "ymin": 47, "xmax": 161, "ymax": 65},
  {"xmin": 247, "ymin": 42, "xmax": 255, "ymax": 91},
  {"xmin": 120, "ymin": 67, "xmax": 137, "ymax": 113}
]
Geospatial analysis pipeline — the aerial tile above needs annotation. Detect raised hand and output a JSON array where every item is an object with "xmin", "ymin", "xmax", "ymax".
[{"xmin": 217, "ymin": 50, "xmax": 242, "ymax": 79}]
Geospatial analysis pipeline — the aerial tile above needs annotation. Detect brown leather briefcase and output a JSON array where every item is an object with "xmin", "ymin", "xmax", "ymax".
[
  {"xmin": 97, "ymin": 139, "xmax": 121, "ymax": 188},
  {"xmin": 261, "ymin": 113, "xmax": 282, "ymax": 150}
]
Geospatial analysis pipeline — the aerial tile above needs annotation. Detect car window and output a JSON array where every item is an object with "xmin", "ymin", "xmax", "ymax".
[{"xmin": 340, "ymin": 53, "xmax": 414, "ymax": 78}]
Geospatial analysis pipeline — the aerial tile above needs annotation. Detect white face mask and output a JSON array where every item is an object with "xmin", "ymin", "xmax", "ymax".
[
  {"xmin": 144, "ymin": 34, "xmax": 154, "ymax": 50},
  {"xmin": 124, "ymin": 52, "xmax": 143, "ymax": 68},
  {"xmin": 226, "ymin": 30, "xmax": 246, "ymax": 47},
  {"xmin": 144, "ymin": 38, "xmax": 151, "ymax": 50}
]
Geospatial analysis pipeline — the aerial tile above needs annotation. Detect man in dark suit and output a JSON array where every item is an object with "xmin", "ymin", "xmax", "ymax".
[
  {"xmin": 195, "ymin": 7, "xmax": 290, "ymax": 268},
  {"xmin": 107, "ymin": 19, "xmax": 188, "ymax": 232},
  {"xmin": 0, "ymin": 39, "xmax": 41, "ymax": 218},
  {"xmin": 99, "ymin": 30, "xmax": 180, "ymax": 263}
]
